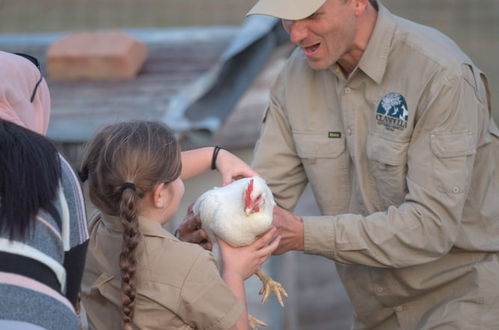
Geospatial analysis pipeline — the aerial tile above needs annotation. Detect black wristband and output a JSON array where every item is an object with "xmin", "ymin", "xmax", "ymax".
[{"xmin": 211, "ymin": 146, "xmax": 222, "ymax": 170}]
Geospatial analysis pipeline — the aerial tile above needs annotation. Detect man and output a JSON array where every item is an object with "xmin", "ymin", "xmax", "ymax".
[{"xmin": 179, "ymin": 0, "xmax": 499, "ymax": 328}]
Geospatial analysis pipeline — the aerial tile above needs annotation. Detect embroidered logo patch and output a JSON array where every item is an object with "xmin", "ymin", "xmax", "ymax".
[{"xmin": 376, "ymin": 93, "xmax": 408, "ymax": 131}]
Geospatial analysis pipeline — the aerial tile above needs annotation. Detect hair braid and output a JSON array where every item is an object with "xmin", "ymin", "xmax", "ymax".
[
  {"xmin": 80, "ymin": 121, "xmax": 183, "ymax": 328},
  {"xmin": 119, "ymin": 188, "xmax": 141, "ymax": 330}
]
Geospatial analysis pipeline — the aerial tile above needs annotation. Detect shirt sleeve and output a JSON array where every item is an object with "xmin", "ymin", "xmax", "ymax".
[
  {"xmin": 59, "ymin": 155, "xmax": 89, "ymax": 302},
  {"xmin": 178, "ymin": 252, "xmax": 244, "ymax": 330},
  {"xmin": 305, "ymin": 67, "xmax": 487, "ymax": 268},
  {"xmin": 252, "ymin": 72, "xmax": 308, "ymax": 210},
  {"xmin": 59, "ymin": 154, "xmax": 89, "ymax": 249}
]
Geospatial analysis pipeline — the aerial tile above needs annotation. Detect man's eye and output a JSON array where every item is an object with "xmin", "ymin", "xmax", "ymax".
[{"xmin": 308, "ymin": 11, "xmax": 322, "ymax": 19}]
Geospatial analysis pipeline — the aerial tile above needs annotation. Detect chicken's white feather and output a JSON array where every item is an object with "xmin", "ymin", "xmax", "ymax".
[{"xmin": 193, "ymin": 176, "xmax": 275, "ymax": 247}]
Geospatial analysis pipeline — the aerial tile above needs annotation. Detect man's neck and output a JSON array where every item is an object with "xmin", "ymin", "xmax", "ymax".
[{"xmin": 337, "ymin": 2, "xmax": 378, "ymax": 77}]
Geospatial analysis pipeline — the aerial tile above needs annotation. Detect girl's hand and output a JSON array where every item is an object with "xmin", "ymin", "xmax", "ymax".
[
  {"xmin": 215, "ymin": 149, "xmax": 259, "ymax": 186},
  {"xmin": 218, "ymin": 227, "xmax": 281, "ymax": 280}
]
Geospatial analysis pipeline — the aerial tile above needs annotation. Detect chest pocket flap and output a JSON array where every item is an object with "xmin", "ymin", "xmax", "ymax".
[
  {"xmin": 430, "ymin": 130, "xmax": 475, "ymax": 158},
  {"xmin": 293, "ymin": 131, "xmax": 346, "ymax": 159},
  {"xmin": 367, "ymin": 134, "xmax": 408, "ymax": 165}
]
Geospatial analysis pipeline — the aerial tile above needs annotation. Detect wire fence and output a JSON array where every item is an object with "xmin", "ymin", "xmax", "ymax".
[
  {"xmin": 0, "ymin": 0, "xmax": 257, "ymax": 33},
  {"xmin": 1, "ymin": 0, "xmax": 498, "ymax": 120}
]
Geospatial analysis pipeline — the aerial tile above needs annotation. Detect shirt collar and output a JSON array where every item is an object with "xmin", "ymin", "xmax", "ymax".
[
  {"xmin": 357, "ymin": 3, "xmax": 397, "ymax": 84},
  {"xmin": 101, "ymin": 213, "xmax": 171, "ymax": 239}
]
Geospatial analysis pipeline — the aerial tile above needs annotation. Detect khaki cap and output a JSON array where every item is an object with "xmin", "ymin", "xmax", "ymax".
[{"xmin": 247, "ymin": 0, "xmax": 327, "ymax": 20}]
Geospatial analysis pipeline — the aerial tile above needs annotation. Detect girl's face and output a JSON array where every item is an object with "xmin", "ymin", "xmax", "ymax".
[{"xmin": 160, "ymin": 177, "xmax": 185, "ymax": 224}]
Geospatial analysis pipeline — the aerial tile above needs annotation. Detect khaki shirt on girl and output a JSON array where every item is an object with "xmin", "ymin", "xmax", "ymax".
[{"xmin": 81, "ymin": 212, "xmax": 243, "ymax": 330}]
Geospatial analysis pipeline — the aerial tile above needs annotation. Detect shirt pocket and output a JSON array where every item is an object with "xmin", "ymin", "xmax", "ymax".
[
  {"xmin": 430, "ymin": 130, "xmax": 476, "ymax": 194},
  {"xmin": 367, "ymin": 134, "xmax": 408, "ymax": 207},
  {"xmin": 293, "ymin": 131, "xmax": 350, "ymax": 214},
  {"xmin": 90, "ymin": 273, "xmax": 121, "ymax": 306}
]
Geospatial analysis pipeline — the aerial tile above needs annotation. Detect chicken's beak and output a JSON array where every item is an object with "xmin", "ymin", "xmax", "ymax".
[{"xmin": 244, "ymin": 207, "xmax": 254, "ymax": 216}]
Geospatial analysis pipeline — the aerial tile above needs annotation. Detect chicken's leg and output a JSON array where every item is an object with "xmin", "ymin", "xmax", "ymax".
[
  {"xmin": 255, "ymin": 270, "xmax": 288, "ymax": 307},
  {"xmin": 248, "ymin": 314, "xmax": 268, "ymax": 330}
]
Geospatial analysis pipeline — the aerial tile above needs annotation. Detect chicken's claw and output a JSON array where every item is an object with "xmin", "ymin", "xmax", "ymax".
[
  {"xmin": 248, "ymin": 314, "xmax": 268, "ymax": 330},
  {"xmin": 255, "ymin": 270, "xmax": 288, "ymax": 307}
]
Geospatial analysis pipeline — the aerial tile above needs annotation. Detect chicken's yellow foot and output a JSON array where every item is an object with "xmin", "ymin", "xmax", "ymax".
[
  {"xmin": 255, "ymin": 270, "xmax": 288, "ymax": 307},
  {"xmin": 248, "ymin": 313, "xmax": 268, "ymax": 330}
]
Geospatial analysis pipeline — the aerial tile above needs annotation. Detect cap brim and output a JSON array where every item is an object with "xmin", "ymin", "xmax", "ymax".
[{"xmin": 246, "ymin": 0, "xmax": 327, "ymax": 20}]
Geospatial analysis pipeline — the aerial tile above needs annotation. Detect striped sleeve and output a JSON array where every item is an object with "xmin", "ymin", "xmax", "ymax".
[{"xmin": 59, "ymin": 154, "xmax": 89, "ymax": 249}]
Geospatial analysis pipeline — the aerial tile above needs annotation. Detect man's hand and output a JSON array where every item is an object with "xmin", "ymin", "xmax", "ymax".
[
  {"xmin": 272, "ymin": 206, "xmax": 304, "ymax": 255},
  {"xmin": 176, "ymin": 206, "xmax": 212, "ymax": 251}
]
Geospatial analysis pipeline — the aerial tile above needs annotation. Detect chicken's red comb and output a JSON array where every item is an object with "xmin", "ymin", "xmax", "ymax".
[{"xmin": 244, "ymin": 178, "xmax": 254, "ymax": 208}]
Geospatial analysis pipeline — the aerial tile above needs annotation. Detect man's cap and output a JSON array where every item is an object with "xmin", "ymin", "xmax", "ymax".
[{"xmin": 246, "ymin": 0, "xmax": 327, "ymax": 20}]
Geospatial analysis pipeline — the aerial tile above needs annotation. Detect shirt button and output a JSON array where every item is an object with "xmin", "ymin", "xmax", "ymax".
[
  {"xmin": 395, "ymin": 306, "xmax": 404, "ymax": 312},
  {"xmin": 344, "ymin": 87, "xmax": 352, "ymax": 94},
  {"xmin": 347, "ymin": 127, "xmax": 352, "ymax": 136},
  {"xmin": 452, "ymin": 186, "xmax": 460, "ymax": 193},
  {"xmin": 374, "ymin": 285, "xmax": 383, "ymax": 294}
]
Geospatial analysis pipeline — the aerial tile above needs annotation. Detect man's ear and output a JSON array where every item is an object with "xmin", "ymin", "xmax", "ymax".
[
  {"xmin": 353, "ymin": 0, "xmax": 369, "ymax": 15},
  {"xmin": 152, "ymin": 182, "xmax": 171, "ymax": 209}
]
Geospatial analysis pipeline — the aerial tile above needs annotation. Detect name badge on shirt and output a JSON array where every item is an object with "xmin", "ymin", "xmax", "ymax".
[{"xmin": 328, "ymin": 132, "xmax": 342, "ymax": 139}]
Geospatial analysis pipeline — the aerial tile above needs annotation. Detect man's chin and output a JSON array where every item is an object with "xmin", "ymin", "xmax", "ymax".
[{"xmin": 306, "ymin": 59, "xmax": 330, "ymax": 71}]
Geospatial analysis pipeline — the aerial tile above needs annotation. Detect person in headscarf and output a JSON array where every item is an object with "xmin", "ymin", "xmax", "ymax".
[{"xmin": 0, "ymin": 51, "xmax": 88, "ymax": 330}]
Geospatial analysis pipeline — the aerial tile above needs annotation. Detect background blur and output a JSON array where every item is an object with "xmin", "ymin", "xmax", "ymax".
[
  {"xmin": 1, "ymin": 1, "xmax": 497, "ymax": 329},
  {"xmin": 1, "ymin": 0, "xmax": 497, "ymax": 121}
]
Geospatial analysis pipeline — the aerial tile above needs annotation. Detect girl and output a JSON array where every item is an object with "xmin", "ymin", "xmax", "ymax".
[
  {"xmin": 79, "ymin": 120, "xmax": 279, "ymax": 330},
  {"xmin": 0, "ymin": 51, "xmax": 88, "ymax": 330}
]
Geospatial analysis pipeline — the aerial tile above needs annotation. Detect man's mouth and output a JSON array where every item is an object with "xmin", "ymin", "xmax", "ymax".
[{"xmin": 302, "ymin": 43, "xmax": 320, "ymax": 57}]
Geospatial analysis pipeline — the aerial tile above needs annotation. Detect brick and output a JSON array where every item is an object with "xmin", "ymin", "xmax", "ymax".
[{"xmin": 47, "ymin": 30, "xmax": 147, "ymax": 80}]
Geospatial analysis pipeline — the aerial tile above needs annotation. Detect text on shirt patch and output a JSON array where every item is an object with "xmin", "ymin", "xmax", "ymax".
[{"xmin": 376, "ymin": 93, "xmax": 408, "ymax": 131}]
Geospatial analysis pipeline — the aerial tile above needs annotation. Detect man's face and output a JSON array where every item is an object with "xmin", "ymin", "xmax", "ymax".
[{"xmin": 282, "ymin": 0, "xmax": 358, "ymax": 71}]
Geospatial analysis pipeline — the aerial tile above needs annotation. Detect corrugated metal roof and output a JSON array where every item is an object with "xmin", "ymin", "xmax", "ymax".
[{"xmin": 0, "ymin": 17, "xmax": 288, "ymax": 145}]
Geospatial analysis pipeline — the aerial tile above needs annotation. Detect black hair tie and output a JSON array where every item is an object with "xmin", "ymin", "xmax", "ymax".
[{"xmin": 121, "ymin": 182, "xmax": 136, "ymax": 193}]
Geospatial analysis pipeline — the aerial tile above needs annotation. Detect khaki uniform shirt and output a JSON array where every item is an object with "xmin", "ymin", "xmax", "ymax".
[
  {"xmin": 81, "ymin": 212, "xmax": 243, "ymax": 330},
  {"xmin": 253, "ymin": 3, "xmax": 499, "ymax": 329}
]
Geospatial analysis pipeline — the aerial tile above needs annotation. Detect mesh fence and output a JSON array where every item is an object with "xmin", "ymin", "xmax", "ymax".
[
  {"xmin": 1, "ymin": 0, "xmax": 498, "ymax": 120},
  {"xmin": 0, "ymin": 0, "xmax": 257, "ymax": 33}
]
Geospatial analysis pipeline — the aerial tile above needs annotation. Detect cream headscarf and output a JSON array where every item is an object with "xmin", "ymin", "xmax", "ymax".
[{"xmin": 0, "ymin": 51, "xmax": 51, "ymax": 135}]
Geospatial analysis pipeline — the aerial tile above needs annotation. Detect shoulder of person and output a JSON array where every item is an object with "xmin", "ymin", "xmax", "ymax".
[
  {"xmin": 392, "ymin": 16, "xmax": 473, "ymax": 77},
  {"xmin": 142, "ymin": 237, "xmax": 217, "ymax": 280}
]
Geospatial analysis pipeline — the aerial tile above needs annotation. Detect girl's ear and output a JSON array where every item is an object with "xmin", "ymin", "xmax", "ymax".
[{"xmin": 152, "ymin": 182, "xmax": 169, "ymax": 209}]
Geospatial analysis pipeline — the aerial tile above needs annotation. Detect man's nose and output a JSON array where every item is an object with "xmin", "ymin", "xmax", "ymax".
[{"xmin": 282, "ymin": 19, "xmax": 307, "ymax": 44}]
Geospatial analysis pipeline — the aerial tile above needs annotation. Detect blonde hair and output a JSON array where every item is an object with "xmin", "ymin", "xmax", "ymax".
[{"xmin": 80, "ymin": 121, "xmax": 181, "ymax": 330}]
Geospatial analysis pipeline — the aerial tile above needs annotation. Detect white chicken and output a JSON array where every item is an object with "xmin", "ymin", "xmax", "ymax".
[{"xmin": 192, "ymin": 176, "xmax": 288, "ymax": 327}]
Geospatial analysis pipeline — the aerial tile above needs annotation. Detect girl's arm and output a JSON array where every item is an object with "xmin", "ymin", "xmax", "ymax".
[
  {"xmin": 181, "ymin": 147, "xmax": 258, "ymax": 185},
  {"xmin": 218, "ymin": 228, "xmax": 280, "ymax": 330}
]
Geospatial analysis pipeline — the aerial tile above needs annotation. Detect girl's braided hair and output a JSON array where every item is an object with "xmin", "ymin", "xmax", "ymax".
[{"xmin": 80, "ymin": 121, "xmax": 181, "ymax": 329}]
